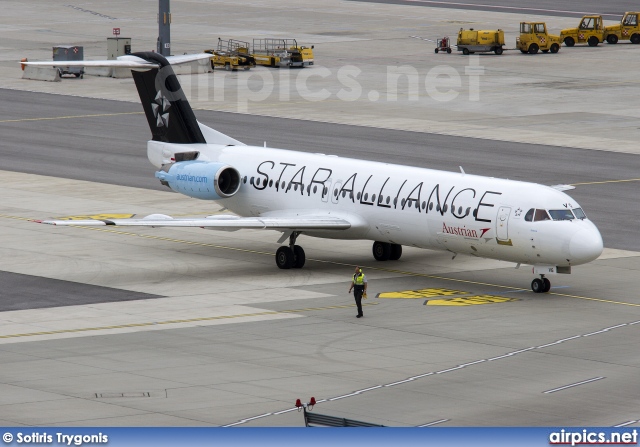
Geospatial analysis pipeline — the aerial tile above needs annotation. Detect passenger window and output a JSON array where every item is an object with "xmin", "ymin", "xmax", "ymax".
[
  {"xmin": 535, "ymin": 24, "xmax": 545, "ymax": 33},
  {"xmin": 524, "ymin": 208, "xmax": 534, "ymax": 222},
  {"xmin": 534, "ymin": 209, "xmax": 550, "ymax": 221}
]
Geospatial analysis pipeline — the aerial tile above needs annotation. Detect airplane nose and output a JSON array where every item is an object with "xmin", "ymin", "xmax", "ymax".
[{"xmin": 569, "ymin": 227, "xmax": 603, "ymax": 264}]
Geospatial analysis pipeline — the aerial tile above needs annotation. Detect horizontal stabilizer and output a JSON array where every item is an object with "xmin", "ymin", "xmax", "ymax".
[
  {"xmin": 22, "ymin": 53, "xmax": 213, "ymax": 69},
  {"xmin": 550, "ymin": 184, "xmax": 576, "ymax": 192}
]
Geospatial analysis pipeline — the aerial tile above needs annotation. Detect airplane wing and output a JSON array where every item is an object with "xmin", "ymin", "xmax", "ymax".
[
  {"xmin": 35, "ymin": 214, "xmax": 352, "ymax": 231},
  {"xmin": 22, "ymin": 53, "xmax": 213, "ymax": 69}
]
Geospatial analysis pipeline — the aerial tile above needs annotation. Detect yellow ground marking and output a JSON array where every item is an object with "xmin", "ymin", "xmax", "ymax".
[
  {"xmin": 0, "ymin": 302, "xmax": 378, "ymax": 340},
  {"xmin": 56, "ymin": 214, "xmax": 135, "ymax": 220},
  {"xmin": 0, "ymin": 111, "xmax": 144, "ymax": 124},
  {"xmin": 8, "ymin": 213, "xmax": 640, "ymax": 308},
  {"xmin": 377, "ymin": 288, "xmax": 469, "ymax": 299},
  {"xmin": 571, "ymin": 178, "xmax": 640, "ymax": 186},
  {"xmin": 425, "ymin": 295, "xmax": 518, "ymax": 306}
]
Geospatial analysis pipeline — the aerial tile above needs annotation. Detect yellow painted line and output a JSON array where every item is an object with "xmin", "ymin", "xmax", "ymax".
[
  {"xmin": 0, "ymin": 111, "xmax": 144, "ymax": 124},
  {"xmin": 425, "ymin": 295, "xmax": 518, "ymax": 306},
  {"xmin": 8, "ymin": 213, "xmax": 640, "ymax": 307},
  {"xmin": 378, "ymin": 288, "xmax": 470, "ymax": 299},
  {"xmin": 571, "ymin": 178, "xmax": 640, "ymax": 186},
  {"xmin": 0, "ymin": 302, "xmax": 378, "ymax": 340}
]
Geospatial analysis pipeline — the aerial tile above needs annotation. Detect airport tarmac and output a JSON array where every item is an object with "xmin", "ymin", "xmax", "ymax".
[{"xmin": 0, "ymin": 0, "xmax": 639, "ymax": 428}]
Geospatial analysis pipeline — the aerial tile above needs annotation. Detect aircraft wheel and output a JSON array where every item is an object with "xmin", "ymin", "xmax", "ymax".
[
  {"xmin": 372, "ymin": 241, "xmax": 391, "ymax": 261},
  {"xmin": 564, "ymin": 37, "xmax": 575, "ymax": 47},
  {"xmin": 588, "ymin": 36, "xmax": 599, "ymax": 47},
  {"xmin": 607, "ymin": 34, "xmax": 618, "ymax": 44},
  {"xmin": 389, "ymin": 244, "xmax": 403, "ymax": 261},
  {"xmin": 276, "ymin": 246, "xmax": 294, "ymax": 269},
  {"xmin": 531, "ymin": 278, "xmax": 544, "ymax": 293},
  {"xmin": 542, "ymin": 278, "xmax": 551, "ymax": 293},
  {"xmin": 292, "ymin": 245, "xmax": 306, "ymax": 269},
  {"xmin": 550, "ymin": 43, "xmax": 560, "ymax": 53},
  {"xmin": 631, "ymin": 34, "xmax": 640, "ymax": 44},
  {"xmin": 528, "ymin": 43, "xmax": 539, "ymax": 54}
]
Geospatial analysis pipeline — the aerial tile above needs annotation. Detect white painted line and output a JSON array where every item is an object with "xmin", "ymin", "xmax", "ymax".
[
  {"xmin": 409, "ymin": 372, "xmax": 434, "ymax": 380},
  {"xmin": 222, "ymin": 413, "xmax": 273, "ymax": 427},
  {"xmin": 418, "ymin": 418, "xmax": 450, "ymax": 427},
  {"xmin": 543, "ymin": 377, "xmax": 605, "ymax": 394},
  {"xmin": 355, "ymin": 385, "xmax": 382, "ymax": 393},
  {"xmin": 614, "ymin": 420, "xmax": 638, "ymax": 427},
  {"xmin": 329, "ymin": 393, "xmax": 356, "ymax": 401},
  {"xmin": 487, "ymin": 353, "xmax": 513, "ymax": 361},
  {"xmin": 537, "ymin": 341, "xmax": 561, "ymax": 348},
  {"xmin": 629, "ymin": 321, "xmax": 640, "ymax": 326},
  {"xmin": 403, "ymin": 0, "xmax": 614, "ymax": 17},
  {"xmin": 273, "ymin": 408, "xmax": 297, "ymax": 415},
  {"xmin": 384, "ymin": 378, "xmax": 415, "ymax": 387},
  {"xmin": 458, "ymin": 359, "xmax": 486, "ymax": 367},
  {"xmin": 436, "ymin": 366, "xmax": 463, "ymax": 373},
  {"xmin": 555, "ymin": 336, "xmax": 581, "ymax": 343},
  {"xmin": 603, "ymin": 323, "xmax": 628, "ymax": 331}
]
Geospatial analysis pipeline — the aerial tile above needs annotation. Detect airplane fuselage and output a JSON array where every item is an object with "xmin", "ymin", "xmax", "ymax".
[{"xmin": 149, "ymin": 141, "xmax": 603, "ymax": 268}]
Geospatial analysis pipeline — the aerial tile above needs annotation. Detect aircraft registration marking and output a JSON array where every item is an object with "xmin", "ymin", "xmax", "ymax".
[
  {"xmin": 425, "ymin": 295, "xmax": 518, "ymax": 306},
  {"xmin": 377, "ymin": 288, "xmax": 470, "ymax": 299}
]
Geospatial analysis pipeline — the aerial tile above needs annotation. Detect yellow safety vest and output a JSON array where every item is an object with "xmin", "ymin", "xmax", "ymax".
[{"xmin": 353, "ymin": 273, "xmax": 365, "ymax": 286}]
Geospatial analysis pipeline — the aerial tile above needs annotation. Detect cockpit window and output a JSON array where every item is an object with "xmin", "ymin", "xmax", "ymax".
[
  {"xmin": 549, "ymin": 209, "xmax": 574, "ymax": 221},
  {"xmin": 524, "ymin": 208, "xmax": 534, "ymax": 222},
  {"xmin": 534, "ymin": 209, "xmax": 550, "ymax": 221},
  {"xmin": 573, "ymin": 208, "xmax": 587, "ymax": 220}
]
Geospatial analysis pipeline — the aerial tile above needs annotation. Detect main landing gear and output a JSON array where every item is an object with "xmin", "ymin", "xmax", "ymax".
[
  {"xmin": 372, "ymin": 241, "xmax": 403, "ymax": 261},
  {"xmin": 275, "ymin": 232, "xmax": 305, "ymax": 269},
  {"xmin": 531, "ymin": 275, "xmax": 551, "ymax": 293}
]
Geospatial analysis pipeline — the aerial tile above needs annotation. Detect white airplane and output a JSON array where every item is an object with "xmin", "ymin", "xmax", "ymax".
[{"xmin": 29, "ymin": 52, "xmax": 603, "ymax": 293}]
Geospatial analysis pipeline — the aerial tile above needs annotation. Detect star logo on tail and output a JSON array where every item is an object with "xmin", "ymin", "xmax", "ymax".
[{"xmin": 151, "ymin": 91, "xmax": 170, "ymax": 128}]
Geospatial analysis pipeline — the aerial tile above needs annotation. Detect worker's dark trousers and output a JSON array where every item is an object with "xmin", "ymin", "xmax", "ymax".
[{"xmin": 353, "ymin": 286, "xmax": 364, "ymax": 316}]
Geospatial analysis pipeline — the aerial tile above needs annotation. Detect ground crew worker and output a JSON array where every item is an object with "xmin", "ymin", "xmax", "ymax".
[{"xmin": 348, "ymin": 266, "xmax": 367, "ymax": 318}]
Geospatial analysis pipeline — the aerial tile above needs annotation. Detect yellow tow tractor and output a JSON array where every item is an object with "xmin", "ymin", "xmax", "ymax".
[
  {"xmin": 560, "ymin": 15, "xmax": 605, "ymax": 47},
  {"xmin": 516, "ymin": 22, "xmax": 562, "ymax": 54},
  {"xmin": 604, "ymin": 12, "xmax": 640, "ymax": 44},
  {"xmin": 456, "ymin": 28, "xmax": 505, "ymax": 54},
  {"xmin": 204, "ymin": 38, "xmax": 256, "ymax": 71}
]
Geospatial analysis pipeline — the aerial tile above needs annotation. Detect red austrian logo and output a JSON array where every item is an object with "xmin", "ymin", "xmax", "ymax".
[{"xmin": 442, "ymin": 223, "xmax": 490, "ymax": 238}]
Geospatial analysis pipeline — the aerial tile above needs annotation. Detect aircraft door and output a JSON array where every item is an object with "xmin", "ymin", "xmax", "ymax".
[
  {"xmin": 496, "ymin": 206, "xmax": 511, "ymax": 243},
  {"xmin": 331, "ymin": 180, "xmax": 342, "ymax": 204},
  {"xmin": 321, "ymin": 178, "xmax": 332, "ymax": 203}
]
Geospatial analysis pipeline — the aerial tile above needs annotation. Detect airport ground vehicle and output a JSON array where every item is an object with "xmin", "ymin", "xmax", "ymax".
[
  {"xmin": 516, "ymin": 22, "xmax": 561, "ymax": 54},
  {"xmin": 434, "ymin": 36, "xmax": 452, "ymax": 53},
  {"xmin": 252, "ymin": 39, "xmax": 313, "ymax": 67},
  {"xmin": 560, "ymin": 15, "xmax": 604, "ymax": 47},
  {"xmin": 204, "ymin": 39, "xmax": 255, "ymax": 71},
  {"xmin": 604, "ymin": 12, "xmax": 640, "ymax": 44},
  {"xmin": 456, "ymin": 28, "xmax": 505, "ymax": 54}
]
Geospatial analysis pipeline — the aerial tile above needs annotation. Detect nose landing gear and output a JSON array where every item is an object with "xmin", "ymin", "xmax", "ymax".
[{"xmin": 531, "ymin": 275, "xmax": 551, "ymax": 293}]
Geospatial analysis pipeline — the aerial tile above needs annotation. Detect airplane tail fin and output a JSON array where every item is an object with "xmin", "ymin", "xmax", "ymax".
[{"xmin": 130, "ymin": 52, "xmax": 206, "ymax": 144}]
